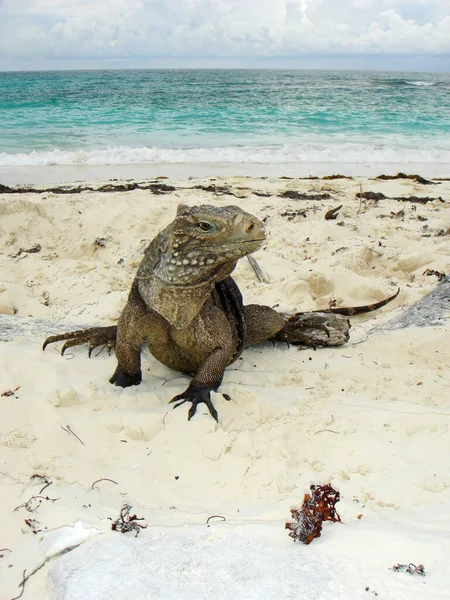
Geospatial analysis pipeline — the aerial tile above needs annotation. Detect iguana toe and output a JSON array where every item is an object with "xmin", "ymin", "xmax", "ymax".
[{"xmin": 169, "ymin": 384, "xmax": 219, "ymax": 422}]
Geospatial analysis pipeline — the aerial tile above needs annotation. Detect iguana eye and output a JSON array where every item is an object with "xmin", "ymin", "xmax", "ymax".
[{"xmin": 197, "ymin": 221, "xmax": 212, "ymax": 232}]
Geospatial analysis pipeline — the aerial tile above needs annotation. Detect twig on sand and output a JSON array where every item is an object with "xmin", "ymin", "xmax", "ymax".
[
  {"xmin": 314, "ymin": 429, "xmax": 340, "ymax": 435},
  {"xmin": 30, "ymin": 474, "xmax": 53, "ymax": 495},
  {"xmin": 357, "ymin": 184, "xmax": 364, "ymax": 214},
  {"xmin": 10, "ymin": 569, "xmax": 27, "ymax": 600},
  {"xmin": 324, "ymin": 205, "xmax": 343, "ymax": 220},
  {"xmin": 10, "ymin": 544, "xmax": 84, "ymax": 600},
  {"xmin": 90, "ymin": 478, "xmax": 118, "ymax": 491},
  {"xmin": 14, "ymin": 494, "xmax": 59, "ymax": 513},
  {"xmin": 247, "ymin": 255, "xmax": 270, "ymax": 284},
  {"xmin": 61, "ymin": 424, "xmax": 85, "ymax": 446},
  {"xmin": 206, "ymin": 515, "xmax": 226, "ymax": 525},
  {"xmin": 38, "ymin": 481, "xmax": 53, "ymax": 495}
]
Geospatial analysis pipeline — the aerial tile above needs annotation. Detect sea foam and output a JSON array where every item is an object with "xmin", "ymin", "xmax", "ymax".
[
  {"xmin": 1, "ymin": 142, "xmax": 449, "ymax": 167},
  {"xmin": 405, "ymin": 80, "xmax": 437, "ymax": 87}
]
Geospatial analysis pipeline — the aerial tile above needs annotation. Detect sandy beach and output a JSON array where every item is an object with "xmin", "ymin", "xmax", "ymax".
[{"xmin": 1, "ymin": 173, "xmax": 449, "ymax": 599}]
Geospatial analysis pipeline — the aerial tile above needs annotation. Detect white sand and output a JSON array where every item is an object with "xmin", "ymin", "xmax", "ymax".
[
  {"xmin": 1, "ymin": 175, "xmax": 449, "ymax": 599},
  {"xmin": 0, "ymin": 160, "xmax": 448, "ymax": 187}
]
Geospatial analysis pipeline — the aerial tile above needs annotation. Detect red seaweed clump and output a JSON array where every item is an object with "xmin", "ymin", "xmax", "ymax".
[{"xmin": 286, "ymin": 483, "xmax": 341, "ymax": 544}]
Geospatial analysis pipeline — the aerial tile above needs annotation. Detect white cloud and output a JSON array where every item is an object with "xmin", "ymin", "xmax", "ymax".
[{"xmin": 0, "ymin": 0, "xmax": 449, "ymax": 68}]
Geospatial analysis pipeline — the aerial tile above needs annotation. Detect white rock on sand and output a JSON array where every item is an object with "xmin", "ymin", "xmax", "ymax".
[{"xmin": 0, "ymin": 175, "xmax": 449, "ymax": 599}]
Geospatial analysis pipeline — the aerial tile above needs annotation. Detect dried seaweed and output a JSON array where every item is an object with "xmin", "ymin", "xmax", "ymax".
[
  {"xmin": 280, "ymin": 208, "xmax": 309, "ymax": 220},
  {"xmin": 391, "ymin": 563, "xmax": 426, "ymax": 576},
  {"xmin": 331, "ymin": 246, "xmax": 349, "ymax": 256},
  {"xmin": 393, "ymin": 195, "xmax": 442, "ymax": 204},
  {"xmin": 0, "ymin": 181, "xmax": 175, "ymax": 195},
  {"xmin": 286, "ymin": 484, "xmax": 341, "ymax": 544},
  {"xmin": 111, "ymin": 504, "xmax": 147, "ymax": 537},
  {"xmin": 423, "ymin": 269, "xmax": 446, "ymax": 282},
  {"xmin": 356, "ymin": 191, "xmax": 386, "ymax": 201},
  {"xmin": 278, "ymin": 190, "xmax": 331, "ymax": 201},
  {"xmin": 378, "ymin": 209, "xmax": 405, "ymax": 220},
  {"xmin": 193, "ymin": 184, "xmax": 239, "ymax": 197},
  {"xmin": 434, "ymin": 227, "xmax": 450, "ymax": 237},
  {"xmin": 14, "ymin": 494, "xmax": 59, "ymax": 513},
  {"xmin": 94, "ymin": 237, "xmax": 108, "ymax": 248},
  {"xmin": 357, "ymin": 190, "xmax": 442, "ymax": 204},
  {"xmin": 24, "ymin": 518, "xmax": 42, "ymax": 534},
  {"xmin": 1, "ymin": 386, "xmax": 20, "ymax": 397},
  {"xmin": 253, "ymin": 190, "xmax": 273, "ymax": 197},
  {"xmin": 374, "ymin": 173, "xmax": 435, "ymax": 185},
  {"xmin": 9, "ymin": 244, "xmax": 42, "ymax": 259}
]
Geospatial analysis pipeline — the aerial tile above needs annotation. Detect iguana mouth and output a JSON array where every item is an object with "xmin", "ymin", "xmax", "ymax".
[{"xmin": 205, "ymin": 238, "xmax": 265, "ymax": 248}]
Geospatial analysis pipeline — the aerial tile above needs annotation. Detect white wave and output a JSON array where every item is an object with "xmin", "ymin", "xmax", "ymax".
[
  {"xmin": 405, "ymin": 80, "xmax": 436, "ymax": 86},
  {"xmin": 0, "ymin": 143, "xmax": 449, "ymax": 167}
]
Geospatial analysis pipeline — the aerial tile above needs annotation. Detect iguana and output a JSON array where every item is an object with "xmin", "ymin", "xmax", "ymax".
[{"xmin": 43, "ymin": 204, "xmax": 399, "ymax": 421}]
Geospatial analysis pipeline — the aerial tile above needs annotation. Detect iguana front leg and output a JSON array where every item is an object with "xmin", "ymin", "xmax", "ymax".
[
  {"xmin": 167, "ymin": 304, "xmax": 235, "ymax": 422},
  {"xmin": 169, "ymin": 346, "xmax": 231, "ymax": 422},
  {"xmin": 109, "ymin": 283, "xmax": 146, "ymax": 388}
]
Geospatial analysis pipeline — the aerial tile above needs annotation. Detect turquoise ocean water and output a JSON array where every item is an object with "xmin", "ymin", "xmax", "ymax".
[{"xmin": 0, "ymin": 69, "xmax": 450, "ymax": 170}]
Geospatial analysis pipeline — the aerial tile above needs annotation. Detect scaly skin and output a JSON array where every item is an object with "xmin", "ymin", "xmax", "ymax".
[
  {"xmin": 45, "ymin": 204, "xmax": 285, "ymax": 421},
  {"xmin": 43, "ymin": 203, "xmax": 399, "ymax": 421}
]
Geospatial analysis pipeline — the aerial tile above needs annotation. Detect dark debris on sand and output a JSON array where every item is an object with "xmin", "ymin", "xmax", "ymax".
[
  {"xmin": 0, "ymin": 181, "xmax": 175, "ymax": 195},
  {"xmin": 373, "ymin": 172, "xmax": 436, "ymax": 185}
]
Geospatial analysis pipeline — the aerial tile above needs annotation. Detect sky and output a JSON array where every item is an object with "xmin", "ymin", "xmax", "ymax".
[{"xmin": 0, "ymin": 0, "xmax": 449, "ymax": 71}]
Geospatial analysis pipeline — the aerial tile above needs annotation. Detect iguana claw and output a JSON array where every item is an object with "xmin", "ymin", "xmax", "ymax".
[
  {"xmin": 109, "ymin": 365, "xmax": 142, "ymax": 387},
  {"xmin": 169, "ymin": 384, "xmax": 219, "ymax": 422},
  {"xmin": 42, "ymin": 326, "xmax": 117, "ymax": 355}
]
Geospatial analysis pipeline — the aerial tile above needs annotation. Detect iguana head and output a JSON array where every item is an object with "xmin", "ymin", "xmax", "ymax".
[{"xmin": 158, "ymin": 204, "xmax": 266, "ymax": 286}]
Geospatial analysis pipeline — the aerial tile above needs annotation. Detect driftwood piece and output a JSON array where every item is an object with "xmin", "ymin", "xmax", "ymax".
[
  {"xmin": 324, "ymin": 205, "xmax": 343, "ymax": 220},
  {"xmin": 247, "ymin": 255, "xmax": 270, "ymax": 284}
]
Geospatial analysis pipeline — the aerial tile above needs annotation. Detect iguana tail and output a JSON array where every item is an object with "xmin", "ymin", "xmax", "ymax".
[
  {"xmin": 325, "ymin": 287, "xmax": 400, "ymax": 316},
  {"xmin": 271, "ymin": 288, "xmax": 400, "ymax": 347}
]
